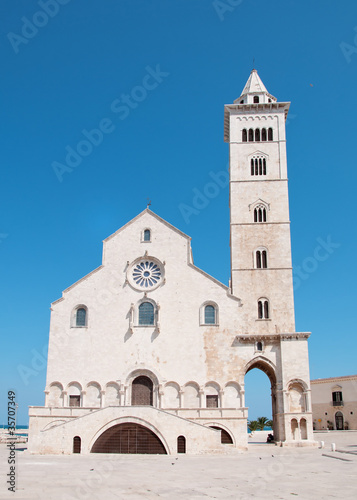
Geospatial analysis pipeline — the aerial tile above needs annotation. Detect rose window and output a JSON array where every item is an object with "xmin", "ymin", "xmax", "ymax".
[{"xmin": 132, "ymin": 261, "xmax": 162, "ymax": 288}]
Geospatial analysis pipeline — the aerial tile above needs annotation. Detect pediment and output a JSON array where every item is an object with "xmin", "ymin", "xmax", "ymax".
[
  {"xmin": 247, "ymin": 150, "xmax": 269, "ymax": 159},
  {"xmin": 248, "ymin": 198, "xmax": 270, "ymax": 211}
]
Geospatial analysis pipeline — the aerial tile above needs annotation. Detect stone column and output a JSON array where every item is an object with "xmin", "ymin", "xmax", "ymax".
[
  {"xmin": 219, "ymin": 390, "xmax": 224, "ymax": 409},
  {"xmin": 240, "ymin": 389, "xmax": 245, "ymax": 408},
  {"xmin": 179, "ymin": 388, "xmax": 184, "ymax": 409},
  {"xmin": 158, "ymin": 384, "xmax": 164, "ymax": 408},
  {"xmin": 119, "ymin": 384, "xmax": 125, "ymax": 406},
  {"xmin": 199, "ymin": 387, "xmax": 205, "ymax": 408}
]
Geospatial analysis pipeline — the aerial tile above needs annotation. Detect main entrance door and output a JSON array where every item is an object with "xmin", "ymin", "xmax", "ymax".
[
  {"xmin": 91, "ymin": 423, "xmax": 166, "ymax": 454},
  {"xmin": 132, "ymin": 376, "xmax": 153, "ymax": 405},
  {"xmin": 335, "ymin": 411, "xmax": 344, "ymax": 430}
]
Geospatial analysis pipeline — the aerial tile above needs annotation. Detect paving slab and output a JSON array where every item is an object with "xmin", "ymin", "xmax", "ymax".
[{"xmin": 1, "ymin": 432, "xmax": 356, "ymax": 499}]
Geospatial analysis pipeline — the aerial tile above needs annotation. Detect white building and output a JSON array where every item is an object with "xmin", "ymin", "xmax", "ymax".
[
  {"xmin": 311, "ymin": 375, "xmax": 357, "ymax": 431},
  {"xmin": 28, "ymin": 70, "xmax": 316, "ymax": 455}
]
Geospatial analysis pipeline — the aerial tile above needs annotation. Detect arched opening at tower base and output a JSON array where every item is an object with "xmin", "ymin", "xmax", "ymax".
[
  {"xmin": 244, "ymin": 359, "xmax": 278, "ymax": 441},
  {"xmin": 91, "ymin": 423, "xmax": 167, "ymax": 454}
]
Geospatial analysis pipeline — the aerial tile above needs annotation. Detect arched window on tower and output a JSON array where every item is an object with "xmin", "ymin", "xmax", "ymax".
[
  {"xmin": 262, "ymin": 128, "xmax": 267, "ymax": 141},
  {"xmin": 255, "ymin": 128, "xmax": 260, "ymax": 142},
  {"xmin": 254, "ymin": 206, "xmax": 267, "ymax": 222},
  {"xmin": 253, "ymin": 96, "xmax": 259, "ymax": 103},
  {"xmin": 250, "ymin": 156, "xmax": 267, "ymax": 176},
  {"xmin": 258, "ymin": 298, "xmax": 269, "ymax": 319},
  {"xmin": 242, "ymin": 129, "xmax": 247, "ymax": 142},
  {"xmin": 248, "ymin": 128, "xmax": 254, "ymax": 142},
  {"xmin": 256, "ymin": 249, "xmax": 267, "ymax": 269},
  {"xmin": 268, "ymin": 128, "xmax": 273, "ymax": 141}
]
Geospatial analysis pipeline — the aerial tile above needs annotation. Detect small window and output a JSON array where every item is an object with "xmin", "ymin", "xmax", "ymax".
[
  {"xmin": 268, "ymin": 128, "xmax": 273, "ymax": 141},
  {"xmin": 143, "ymin": 229, "xmax": 151, "ymax": 242},
  {"xmin": 242, "ymin": 129, "xmax": 247, "ymax": 142},
  {"xmin": 69, "ymin": 395, "xmax": 80, "ymax": 407},
  {"xmin": 256, "ymin": 341, "xmax": 263, "ymax": 351},
  {"xmin": 268, "ymin": 98, "xmax": 272, "ymax": 103},
  {"xmin": 332, "ymin": 391, "xmax": 343, "ymax": 405},
  {"xmin": 262, "ymin": 128, "xmax": 267, "ymax": 141},
  {"xmin": 177, "ymin": 436, "xmax": 186, "ymax": 453},
  {"xmin": 204, "ymin": 305, "xmax": 216, "ymax": 325},
  {"xmin": 240, "ymin": 99, "xmax": 244, "ymax": 104},
  {"xmin": 253, "ymin": 96, "xmax": 259, "ymax": 103},
  {"xmin": 248, "ymin": 128, "xmax": 254, "ymax": 142},
  {"xmin": 73, "ymin": 436, "xmax": 81, "ymax": 454},
  {"xmin": 206, "ymin": 395, "xmax": 219, "ymax": 408},
  {"xmin": 76, "ymin": 308, "xmax": 87, "ymax": 327},
  {"xmin": 258, "ymin": 299, "xmax": 269, "ymax": 319},
  {"xmin": 255, "ymin": 129, "xmax": 260, "ymax": 141},
  {"xmin": 138, "ymin": 302, "xmax": 155, "ymax": 325}
]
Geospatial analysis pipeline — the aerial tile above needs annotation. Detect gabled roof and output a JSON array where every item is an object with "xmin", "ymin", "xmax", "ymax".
[
  {"xmin": 104, "ymin": 208, "xmax": 191, "ymax": 242},
  {"xmin": 51, "ymin": 208, "xmax": 241, "ymax": 305}
]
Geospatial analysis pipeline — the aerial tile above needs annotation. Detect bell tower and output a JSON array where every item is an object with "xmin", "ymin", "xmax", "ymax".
[{"xmin": 225, "ymin": 70, "xmax": 295, "ymax": 334}]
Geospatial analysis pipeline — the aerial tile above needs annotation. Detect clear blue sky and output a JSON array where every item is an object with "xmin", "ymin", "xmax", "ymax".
[{"xmin": 1, "ymin": 0, "xmax": 356, "ymax": 425}]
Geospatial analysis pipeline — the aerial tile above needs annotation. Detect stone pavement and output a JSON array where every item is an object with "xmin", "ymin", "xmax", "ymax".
[{"xmin": 1, "ymin": 431, "xmax": 356, "ymax": 500}]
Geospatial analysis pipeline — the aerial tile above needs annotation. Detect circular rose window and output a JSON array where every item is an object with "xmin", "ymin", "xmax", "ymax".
[{"xmin": 127, "ymin": 258, "xmax": 164, "ymax": 291}]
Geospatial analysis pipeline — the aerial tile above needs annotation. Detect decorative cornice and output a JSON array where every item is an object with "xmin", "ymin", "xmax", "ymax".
[
  {"xmin": 235, "ymin": 332, "xmax": 311, "ymax": 343},
  {"xmin": 310, "ymin": 375, "xmax": 357, "ymax": 384}
]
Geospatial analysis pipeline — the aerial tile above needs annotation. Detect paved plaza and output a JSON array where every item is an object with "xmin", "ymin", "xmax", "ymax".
[{"xmin": 1, "ymin": 432, "xmax": 356, "ymax": 500}]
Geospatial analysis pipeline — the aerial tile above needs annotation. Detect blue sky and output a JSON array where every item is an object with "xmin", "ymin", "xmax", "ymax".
[{"xmin": 1, "ymin": 0, "xmax": 356, "ymax": 425}]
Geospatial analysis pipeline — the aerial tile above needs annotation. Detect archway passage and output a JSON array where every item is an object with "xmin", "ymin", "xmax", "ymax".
[
  {"xmin": 245, "ymin": 359, "xmax": 277, "ymax": 439},
  {"xmin": 209, "ymin": 426, "xmax": 233, "ymax": 444},
  {"xmin": 91, "ymin": 423, "xmax": 167, "ymax": 454},
  {"xmin": 132, "ymin": 376, "xmax": 153, "ymax": 406}
]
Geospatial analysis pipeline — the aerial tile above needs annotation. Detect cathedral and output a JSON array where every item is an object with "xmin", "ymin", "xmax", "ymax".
[{"xmin": 28, "ymin": 70, "xmax": 315, "ymax": 454}]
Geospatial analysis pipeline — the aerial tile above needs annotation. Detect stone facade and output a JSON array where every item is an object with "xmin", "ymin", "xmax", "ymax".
[
  {"xmin": 28, "ymin": 70, "xmax": 316, "ymax": 455},
  {"xmin": 311, "ymin": 375, "xmax": 357, "ymax": 431}
]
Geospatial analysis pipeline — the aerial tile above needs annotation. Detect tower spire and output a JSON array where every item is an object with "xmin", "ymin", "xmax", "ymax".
[{"xmin": 234, "ymin": 69, "xmax": 276, "ymax": 105}]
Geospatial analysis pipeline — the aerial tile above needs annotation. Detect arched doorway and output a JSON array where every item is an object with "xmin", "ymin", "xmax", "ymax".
[
  {"xmin": 177, "ymin": 436, "xmax": 186, "ymax": 453},
  {"xmin": 244, "ymin": 359, "xmax": 277, "ymax": 439},
  {"xmin": 91, "ymin": 423, "xmax": 167, "ymax": 454},
  {"xmin": 209, "ymin": 426, "xmax": 233, "ymax": 444},
  {"xmin": 132, "ymin": 376, "xmax": 153, "ymax": 406},
  {"xmin": 73, "ymin": 436, "xmax": 81, "ymax": 453},
  {"xmin": 335, "ymin": 411, "xmax": 344, "ymax": 430}
]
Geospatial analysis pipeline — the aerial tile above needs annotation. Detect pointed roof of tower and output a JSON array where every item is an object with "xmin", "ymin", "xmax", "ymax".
[
  {"xmin": 234, "ymin": 69, "xmax": 277, "ymax": 103},
  {"xmin": 241, "ymin": 69, "xmax": 268, "ymax": 95}
]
